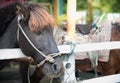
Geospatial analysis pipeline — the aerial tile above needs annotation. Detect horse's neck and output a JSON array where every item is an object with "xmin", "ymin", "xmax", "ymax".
[{"xmin": 0, "ymin": 16, "xmax": 19, "ymax": 48}]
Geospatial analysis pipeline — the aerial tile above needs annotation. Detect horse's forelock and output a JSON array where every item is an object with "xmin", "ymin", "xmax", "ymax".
[{"xmin": 28, "ymin": 3, "xmax": 54, "ymax": 31}]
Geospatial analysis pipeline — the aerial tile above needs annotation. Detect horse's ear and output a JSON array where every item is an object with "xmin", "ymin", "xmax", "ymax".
[{"xmin": 16, "ymin": 3, "xmax": 30, "ymax": 21}]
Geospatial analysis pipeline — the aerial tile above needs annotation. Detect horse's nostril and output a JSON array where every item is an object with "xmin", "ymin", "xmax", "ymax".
[{"xmin": 52, "ymin": 63, "xmax": 58, "ymax": 71}]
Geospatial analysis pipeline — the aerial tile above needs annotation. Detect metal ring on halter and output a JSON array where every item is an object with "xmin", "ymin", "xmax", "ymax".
[{"xmin": 17, "ymin": 14, "xmax": 61, "ymax": 67}]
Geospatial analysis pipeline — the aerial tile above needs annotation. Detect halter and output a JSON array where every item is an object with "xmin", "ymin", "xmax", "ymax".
[{"xmin": 17, "ymin": 14, "xmax": 61, "ymax": 67}]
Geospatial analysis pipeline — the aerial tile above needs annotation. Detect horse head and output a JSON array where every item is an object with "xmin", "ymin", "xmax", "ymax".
[{"xmin": 16, "ymin": 2, "xmax": 64, "ymax": 78}]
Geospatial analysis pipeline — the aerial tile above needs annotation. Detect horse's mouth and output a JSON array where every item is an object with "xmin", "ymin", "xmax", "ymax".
[
  {"xmin": 46, "ymin": 69, "xmax": 64, "ymax": 78},
  {"xmin": 42, "ymin": 66, "xmax": 64, "ymax": 78}
]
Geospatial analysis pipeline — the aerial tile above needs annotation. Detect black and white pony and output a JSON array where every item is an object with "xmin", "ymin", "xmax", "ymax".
[{"xmin": 0, "ymin": 2, "xmax": 63, "ymax": 83}]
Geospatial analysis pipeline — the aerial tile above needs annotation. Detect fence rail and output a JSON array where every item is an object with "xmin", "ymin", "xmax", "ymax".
[{"xmin": 0, "ymin": 41, "xmax": 120, "ymax": 60}]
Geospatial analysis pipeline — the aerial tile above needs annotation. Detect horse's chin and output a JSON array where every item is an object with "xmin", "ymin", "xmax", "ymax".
[{"xmin": 45, "ymin": 72, "xmax": 63, "ymax": 78}]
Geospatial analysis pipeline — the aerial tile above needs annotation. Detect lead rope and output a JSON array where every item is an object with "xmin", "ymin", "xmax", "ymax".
[
  {"xmin": 17, "ymin": 15, "xmax": 61, "ymax": 68},
  {"xmin": 50, "ymin": 78, "xmax": 53, "ymax": 83},
  {"xmin": 28, "ymin": 64, "xmax": 31, "ymax": 83}
]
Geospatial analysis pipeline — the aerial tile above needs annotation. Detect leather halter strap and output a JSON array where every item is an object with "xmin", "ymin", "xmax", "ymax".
[{"xmin": 17, "ymin": 15, "xmax": 61, "ymax": 67}]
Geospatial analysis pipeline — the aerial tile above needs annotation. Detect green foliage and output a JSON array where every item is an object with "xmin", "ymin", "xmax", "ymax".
[
  {"xmin": 110, "ymin": 0, "xmax": 120, "ymax": 12},
  {"xmin": 30, "ymin": 0, "xmax": 120, "ymax": 24},
  {"xmin": 30, "ymin": 0, "xmax": 120, "ymax": 13},
  {"xmin": 93, "ymin": 0, "xmax": 120, "ymax": 13},
  {"xmin": 58, "ymin": 14, "xmax": 67, "ymax": 25},
  {"xmin": 77, "ymin": 0, "xmax": 87, "ymax": 11}
]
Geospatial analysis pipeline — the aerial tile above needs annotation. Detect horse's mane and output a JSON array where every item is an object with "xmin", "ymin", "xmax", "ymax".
[
  {"xmin": 26, "ymin": 3, "xmax": 54, "ymax": 31},
  {"xmin": 0, "ymin": 2, "xmax": 54, "ymax": 32}
]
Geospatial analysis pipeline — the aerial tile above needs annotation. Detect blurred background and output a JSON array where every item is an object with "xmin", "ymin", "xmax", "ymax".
[{"xmin": 30, "ymin": 0, "xmax": 120, "ymax": 25}]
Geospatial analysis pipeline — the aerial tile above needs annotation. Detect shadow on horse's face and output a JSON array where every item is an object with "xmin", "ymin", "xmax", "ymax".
[{"xmin": 17, "ymin": 2, "xmax": 64, "ymax": 78}]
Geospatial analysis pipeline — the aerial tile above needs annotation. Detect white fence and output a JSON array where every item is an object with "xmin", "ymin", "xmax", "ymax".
[
  {"xmin": 0, "ymin": 41, "xmax": 120, "ymax": 59},
  {"xmin": 0, "ymin": 41, "xmax": 120, "ymax": 83}
]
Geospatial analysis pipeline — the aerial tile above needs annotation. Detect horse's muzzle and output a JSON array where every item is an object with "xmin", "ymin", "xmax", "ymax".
[{"xmin": 41, "ymin": 56, "xmax": 64, "ymax": 78}]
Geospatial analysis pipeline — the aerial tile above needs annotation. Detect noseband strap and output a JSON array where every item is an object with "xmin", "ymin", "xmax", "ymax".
[
  {"xmin": 37, "ymin": 53, "xmax": 61, "ymax": 67},
  {"xmin": 17, "ymin": 15, "xmax": 61, "ymax": 67}
]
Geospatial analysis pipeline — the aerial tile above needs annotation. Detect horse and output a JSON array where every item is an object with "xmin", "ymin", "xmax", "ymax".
[
  {"xmin": 97, "ymin": 19, "xmax": 120, "ymax": 75},
  {"xmin": 0, "ymin": 2, "xmax": 63, "ymax": 83},
  {"xmin": 75, "ymin": 19, "xmax": 120, "ymax": 76}
]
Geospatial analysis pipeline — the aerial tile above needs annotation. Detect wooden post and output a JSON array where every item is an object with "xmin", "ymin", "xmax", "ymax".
[
  {"xmin": 54, "ymin": 0, "xmax": 58, "ymax": 26},
  {"xmin": 67, "ymin": 0, "xmax": 76, "ymax": 41},
  {"xmin": 87, "ymin": 0, "xmax": 93, "ymax": 23}
]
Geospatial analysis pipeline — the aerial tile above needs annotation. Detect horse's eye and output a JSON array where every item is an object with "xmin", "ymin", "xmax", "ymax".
[{"xmin": 35, "ymin": 30, "xmax": 42, "ymax": 35}]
